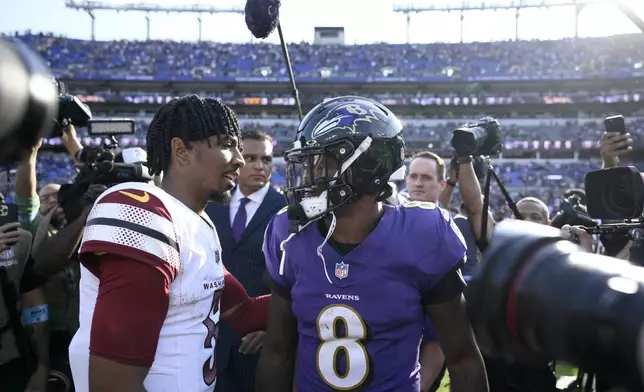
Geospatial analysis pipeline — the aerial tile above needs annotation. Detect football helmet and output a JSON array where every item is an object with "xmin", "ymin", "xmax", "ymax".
[{"xmin": 284, "ymin": 96, "xmax": 405, "ymax": 224}]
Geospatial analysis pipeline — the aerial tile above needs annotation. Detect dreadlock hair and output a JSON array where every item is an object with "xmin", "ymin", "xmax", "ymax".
[{"xmin": 146, "ymin": 95, "xmax": 242, "ymax": 176}]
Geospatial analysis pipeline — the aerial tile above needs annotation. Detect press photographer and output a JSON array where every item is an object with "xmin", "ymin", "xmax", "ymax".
[
  {"xmin": 0, "ymin": 195, "xmax": 49, "ymax": 392},
  {"xmin": 451, "ymin": 118, "xmax": 561, "ymax": 392},
  {"xmin": 451, "ymin": 117, "xmax": 504, "ymax": 246},
  {"xmin": 33, "ymin": 120, "xmax": 149, "ymax": 276}
]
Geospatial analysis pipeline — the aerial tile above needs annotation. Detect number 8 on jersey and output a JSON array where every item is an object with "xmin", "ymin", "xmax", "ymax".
[{"xmin": 316, "ymin": 305, "xmax": 370, "ymax": 390}]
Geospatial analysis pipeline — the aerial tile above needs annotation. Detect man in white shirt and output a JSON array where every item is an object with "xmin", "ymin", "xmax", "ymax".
[
  {"xmin": 206, "ymin": 130, "xmax": 286, "ymax": 392},
  {"xmin": 405, "ymin": 151, "xmax": 450, "ymax": 392}
]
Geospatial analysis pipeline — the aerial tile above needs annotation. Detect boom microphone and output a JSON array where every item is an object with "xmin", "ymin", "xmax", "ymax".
[
  {"xmin": 244, "ymin": 0, "xmax": 303, "ymax": 121},
  {"xmin": 245, "ymin": 0, "xmax": 281, "ymax": 39}
]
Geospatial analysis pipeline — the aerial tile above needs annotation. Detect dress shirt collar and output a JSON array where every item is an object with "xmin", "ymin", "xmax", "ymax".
[{"xmin": 233, "ymin": 183, "xmax": 270, "ymax": 205}]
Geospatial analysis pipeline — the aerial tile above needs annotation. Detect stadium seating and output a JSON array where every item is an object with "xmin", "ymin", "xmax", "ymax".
[
  {"xmin": 58, "ymin": 117, "xmax": 642, "ymax": 149},
  {"xmin": 11, "ymin": 33, "xmax": 644, "ymax": 81}
]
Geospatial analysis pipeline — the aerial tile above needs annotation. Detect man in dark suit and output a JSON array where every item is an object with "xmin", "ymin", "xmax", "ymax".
[{"xmin": 206, "ymin": 130, "xmax": 286, "ymax": 392}]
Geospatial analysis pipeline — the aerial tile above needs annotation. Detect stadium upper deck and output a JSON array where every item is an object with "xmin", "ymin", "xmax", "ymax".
[
  {"xmin": 16, "ymin": 33, "xmax": 644, "ymax": 86},
  {"xmin": 14, "ymin": 32, "xmax": 644, "ymax": 158},
  {"xmin": 16, "ymin": 32, "xmax": 644, "ymax": 117}
]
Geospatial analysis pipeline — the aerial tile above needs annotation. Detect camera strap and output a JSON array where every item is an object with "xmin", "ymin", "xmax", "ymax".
[
  {"xmin": 0, "ymin": 267, "xmax": 36, "ymax": 373},
  {"xmin": 480, "ymin": 164, "xmax": 523, "ymax": 243}
]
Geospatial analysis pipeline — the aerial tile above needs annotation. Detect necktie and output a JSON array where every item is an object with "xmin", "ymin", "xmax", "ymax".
[{"xmin": 232, "ymin": 197, "xmax": 250, "ymax": 242}]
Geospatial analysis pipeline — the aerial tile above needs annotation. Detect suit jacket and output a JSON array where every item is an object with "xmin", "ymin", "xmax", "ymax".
[{"xmin": 205, "ymin": 186, "xmax": 286, "ymax": 384}]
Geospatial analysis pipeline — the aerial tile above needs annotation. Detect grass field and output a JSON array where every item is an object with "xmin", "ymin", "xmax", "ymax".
[{"xmin": 436, "ymin": 362, "xmax": 578, "ymax": 391}]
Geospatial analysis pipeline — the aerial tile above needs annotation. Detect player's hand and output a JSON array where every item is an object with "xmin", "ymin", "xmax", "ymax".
[
  {"xmin": 0, "ymin": 222, "xmax": 21, "ymax": 252},
  {"xmin": 239, "ymin": 331, "xmax": 266, "ymax": 354},
  {"xmin": 600, "ymin": 132, "xmax": 632, "ymax": 168}
]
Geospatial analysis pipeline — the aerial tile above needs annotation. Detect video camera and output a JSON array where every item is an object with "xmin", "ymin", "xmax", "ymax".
[
  {"xmin": 53, "ymin": 79, "xmax": 92, "ymax": 137},
  {"xmin": 57, "ymin": 119, "xmax": 152, "ymax": 222}
]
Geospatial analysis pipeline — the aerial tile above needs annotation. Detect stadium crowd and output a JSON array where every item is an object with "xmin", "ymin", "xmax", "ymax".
[
  {"xmin": 7, "ymin": 32, "xmax": 644, "ymax": 79},
  {"xmin": 34, "ymin": 117, "xmax": 644, "ymax": 149},
  {"xmin": 76, "ymin": 88, "xmax": 644, "ymax": 106}
]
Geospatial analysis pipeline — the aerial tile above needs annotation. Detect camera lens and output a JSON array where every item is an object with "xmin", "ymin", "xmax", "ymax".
[
  {"xmin": 0, "ymin": 39, "xmax": 58, "ymax": 163},
  {"xmin": 468, "ymin": 220, "xmax": 644, "ymax": 390}
]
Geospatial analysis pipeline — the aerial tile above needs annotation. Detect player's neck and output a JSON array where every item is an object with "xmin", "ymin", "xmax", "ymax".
[
  {"xmin": 330, "ymin": 201, "xmax": 383, "ymax": 244},
  {"xmin": 161, "ymin": 176, "xmax": 208, "ymax": 214}
]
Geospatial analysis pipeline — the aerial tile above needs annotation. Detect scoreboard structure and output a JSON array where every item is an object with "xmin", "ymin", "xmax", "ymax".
[
  {"xmin": 393, "ymin": 0, "xmax": 644, "ymax": 44},
  {"xmin": 314, "ymin": 27, "xmax": 345, "ymax": 45},
  {"xmin": 65, "ymin": 0, "xmax": 244, "ymax": 41}
]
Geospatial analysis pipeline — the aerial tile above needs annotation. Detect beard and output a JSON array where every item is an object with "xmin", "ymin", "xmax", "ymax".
[{"xmin": 209, "ymin": 190, "xmax": 233, "ymax": 205}]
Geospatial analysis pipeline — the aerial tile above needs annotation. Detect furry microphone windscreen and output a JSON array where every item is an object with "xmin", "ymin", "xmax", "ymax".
[{"xmin": 245, "ymin": 0, "xmax": 281, "ymax": 39}]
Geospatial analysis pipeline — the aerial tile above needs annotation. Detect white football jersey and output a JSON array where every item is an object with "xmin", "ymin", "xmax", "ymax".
[{"xmin": 69, "ymin": 182, "xmax": 225, "ymax": 392}]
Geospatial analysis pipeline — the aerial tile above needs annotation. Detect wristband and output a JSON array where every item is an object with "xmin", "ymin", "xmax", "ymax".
[
  {"xmin": 22, "ymin": 304, "xmax": 49, "ymax": 325},
  {"xmin": 446, "ymin": 179, "xmax": 457, "ymax": 187},
  {"xmin": 458, "ymin": 156, "xmax": 472, "ymax": 164}
]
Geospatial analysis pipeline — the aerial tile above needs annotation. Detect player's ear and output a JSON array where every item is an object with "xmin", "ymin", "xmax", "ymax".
[{"xmin": 170, "ymin": 137, "xmax": 191, "ymax": 167}]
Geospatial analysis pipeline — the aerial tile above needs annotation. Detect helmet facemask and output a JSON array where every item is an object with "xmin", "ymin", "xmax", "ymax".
[{"xmin": 285, "ymin": 137, "xmax": 373, "ymax": 225}]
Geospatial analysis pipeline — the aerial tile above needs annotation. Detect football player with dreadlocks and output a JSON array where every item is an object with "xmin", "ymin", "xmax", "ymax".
[
  {"xmin": 69, "ymin": 95, "xmax": 270, "ymax": 392},
  {"xmin": 256, "ymin": 96, "xmax": 488, "ymax": 392}
]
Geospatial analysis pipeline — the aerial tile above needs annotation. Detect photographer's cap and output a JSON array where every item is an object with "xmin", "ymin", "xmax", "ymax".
[{"xmin": 121, "ymin": 147, "xmax": 147, "ymax": 164}]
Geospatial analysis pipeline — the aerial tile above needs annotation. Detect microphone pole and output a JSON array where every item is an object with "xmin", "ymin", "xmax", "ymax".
[{"xmin": 276, "ymin": 22, "xmax": 302, "ymax": 122}]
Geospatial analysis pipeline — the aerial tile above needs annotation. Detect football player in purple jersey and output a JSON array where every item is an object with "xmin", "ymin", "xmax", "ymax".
[{"xmin": 256, "ymin": 96, "xmax": 488, "ymax": 392}]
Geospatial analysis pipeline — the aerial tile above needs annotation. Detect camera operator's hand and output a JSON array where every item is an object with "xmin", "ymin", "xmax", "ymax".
[
  {"xmin": 0, "ymin": 222, "xmax": 21, "ymax": 251},
  {"xmin": 448, "ymin": 163, "xmax": 458, "ymax": 184},
  {"xmin": 82, "ymin": 184, "xmax": 108, "ymax": 209},
  {"xmin": 50, "ymin": 206, "xmax": 69, "ymax": 230},
  {"xmin": 61, "ymin": 123, "xmax": 83, "ymax": 162},
  {"xmin": 31, "ymin": 138, "xmax": 43, "ymax": 153},
  {"xmin": 61, "ymin": 122, "xmax": 77, "ymax": 142},
  {"xmin": 561, "ymin": 224, "xmax": 593, "ymax": 252},
  {"xmin": 600, "ymin": 132, "xmax": 633, "ymax": 169},
  {"xmin": 24, "ymin": 363, "xmax": 48, "ymax": 392}
]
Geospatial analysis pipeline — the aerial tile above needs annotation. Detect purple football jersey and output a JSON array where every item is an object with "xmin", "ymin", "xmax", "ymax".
[{"xmin": 264, "ymin": 202, "xmax": 466, "ymax": 392}]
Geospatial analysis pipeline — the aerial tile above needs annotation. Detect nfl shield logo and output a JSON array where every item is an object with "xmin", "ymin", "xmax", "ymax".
[{"xmin": 334, "ymin": 262, "xmax": 349, "ymax": 279}]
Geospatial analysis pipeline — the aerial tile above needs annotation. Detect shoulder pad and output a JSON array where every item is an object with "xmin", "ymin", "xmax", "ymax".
[{"xmin": 79, "ymin": 186, "xmax": 180, "ymax": 271}]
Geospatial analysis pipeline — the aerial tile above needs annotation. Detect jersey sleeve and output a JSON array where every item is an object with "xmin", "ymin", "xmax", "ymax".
[
  {"xmin": 422, "ymin": 316, "xmax": 437, "ymax": 341},
  {"xmin": 263, "ymin": 210, "xmax": 293, "ymax": 294},
  {"xmin": 79, "ymin": 188, "xmax": 180, "ymax": 282},
  {"xmin": 415, "ymin": 206, "xmax": 467, "ymax": 293}
]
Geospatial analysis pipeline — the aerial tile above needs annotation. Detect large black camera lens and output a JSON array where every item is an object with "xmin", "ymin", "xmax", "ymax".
[
  {"xmin": 0, "ymin": 39, "xmax": 58, "ymax": 165},
  {"xmin": 452, "ymin": 126, "xmax": 486, "ymax": 155},
  {"xmin": 467, "ymin": 220, "xmax": 644, "ymax": 390}
]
